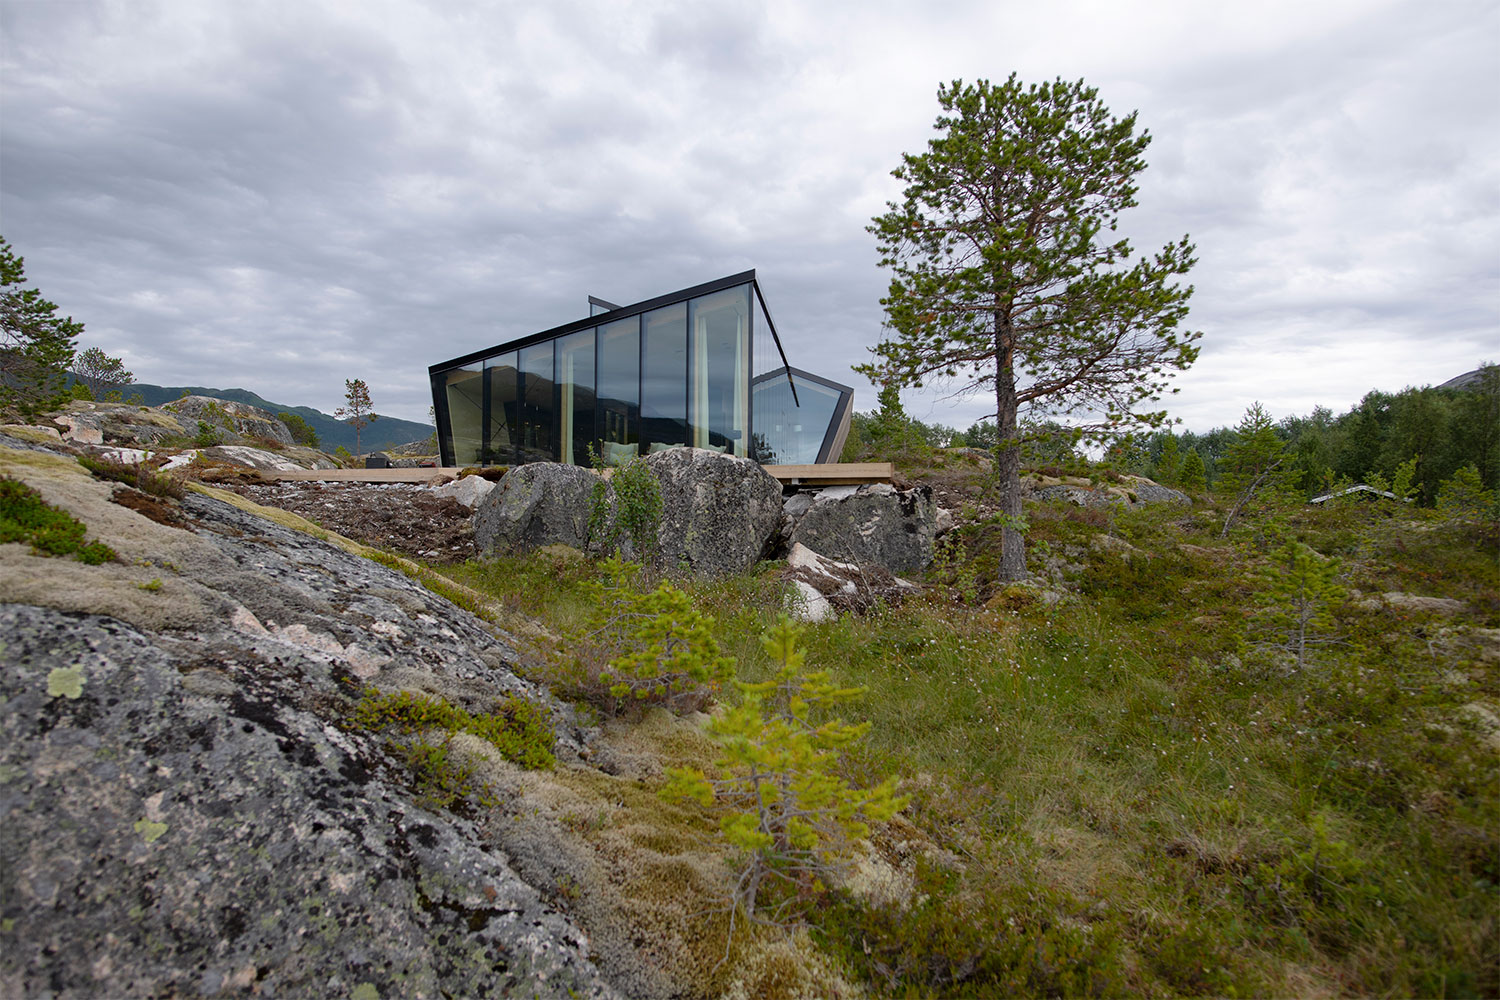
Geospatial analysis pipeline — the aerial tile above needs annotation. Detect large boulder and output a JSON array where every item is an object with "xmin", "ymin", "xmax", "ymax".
[
  {"xmin": 1028, "ymin": 474, "xmax": 1190, "ymax": 509},
  {"xmin": 644, "ymin": 447, "xmax": 783, "ymax": 577},
  {"xmin": 786, "ymin": 483, "xmax": 937, "ymax": 575},
  {"xmin": 474, "ymin": 462, "xmax": 599, "ymax": 555}
]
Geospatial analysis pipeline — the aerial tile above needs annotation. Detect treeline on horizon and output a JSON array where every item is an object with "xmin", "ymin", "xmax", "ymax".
[{"xmin": 846, "ymin": 363, "xmax": 1499, "ymax": 504}]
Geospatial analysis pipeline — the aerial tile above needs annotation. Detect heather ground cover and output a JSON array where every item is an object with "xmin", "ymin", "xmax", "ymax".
[{"xmin": 435, "ymin": 463, "xmax": 1498, "ymax": 997}]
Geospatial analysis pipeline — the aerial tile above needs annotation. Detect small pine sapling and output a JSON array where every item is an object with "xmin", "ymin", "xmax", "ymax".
[
  {"xmin": 662, "ymin": 615, "xmax": 906, "ymax": 921},
  {"xmin": 573, "ymin": 555, "xmax": 735, "ymax": 714},
  {"xmin": 1255, "ymin": 541, "xmax": 1345, "ymax": 670},
  {"xmin": 1178, "ymin": 449, "xmax": 1206, "ymax": 494}
]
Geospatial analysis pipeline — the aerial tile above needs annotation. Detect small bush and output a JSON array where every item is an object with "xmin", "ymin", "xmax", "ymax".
[
  {"xmin": 587, "ymin": 449, "xmax": 663, "ymax": 560},
  {"xmin": 77, "ymin": 454, "xmax": 185, "ymax": 499},
  {"xmin": 566, "ymin": 555, "xmax": 735, "ymax": 715},
  {"xmin": 276, "ymin": 411, "xmax": 320, "ymax": 447},
  {"xmin": 0, "ymin": 476, "xmax": 116, "ymax": 564},
  {"xmin": 662, "ymin": 616, "xmax": 906, "ymax": 919},
  {"xmin": 194, "ymin": 420, "xmax": 223, "ymax": 448}
]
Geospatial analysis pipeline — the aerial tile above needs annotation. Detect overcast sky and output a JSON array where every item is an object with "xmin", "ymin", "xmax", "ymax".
[{"xmin": 2, "ymin": 0, "xmax": 1496, "ymax": 433}]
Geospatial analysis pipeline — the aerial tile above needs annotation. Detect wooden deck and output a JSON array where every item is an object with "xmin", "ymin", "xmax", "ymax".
[{"xmin": 262, "ymin": 462, "xmax": 894, "ymax": 486}]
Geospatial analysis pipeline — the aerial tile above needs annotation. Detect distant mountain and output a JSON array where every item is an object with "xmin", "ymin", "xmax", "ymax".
[
  {"xmin": 120, "ymin": 383, "xmax": 434, "ymax": 453},
  {"xmin": 1437, "ymin": 368, "xmax": 1487, "ymax": 391}
]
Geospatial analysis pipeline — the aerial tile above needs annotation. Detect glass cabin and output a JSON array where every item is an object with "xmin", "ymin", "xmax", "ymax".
[{"xmin": 429, "ymin": 271, "xmax": 852, "ymax": 469}]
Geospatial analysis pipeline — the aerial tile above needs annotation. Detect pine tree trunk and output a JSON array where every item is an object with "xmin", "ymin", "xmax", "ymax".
[{"xmin": 994, "ymin": 308, "xmax": 1027, "ymax": 581}]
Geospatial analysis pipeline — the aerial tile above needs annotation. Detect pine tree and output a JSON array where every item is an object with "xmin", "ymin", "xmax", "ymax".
[
  {"xmin": 1178, "ymin": 448, "xmax": 1206, "ymax": 493},
  {"xmin": 1, "ymin": 236, "xmax": 83, "ymax": 414},
  {"xmin": 72, "ymin": 347, "xmax": 133, "ymax": 401},
  {"xmin": 335, "ymin": 378, "xmax": 377, "ymax": 456},
  {"xmin": 1219, "ymin": 402, "xmax": 1301, "ymax": 536},
  {"xmin": 862, "ymin": 75, "xmax": 1200, "ymax": 580},
  {"xmin": 1155, "ymin": 435, "xmax": 1181, "ymax": 486},
  {"xmin": 1256, "ymin": 541, "xmax": 1345, "ymax": 670}
]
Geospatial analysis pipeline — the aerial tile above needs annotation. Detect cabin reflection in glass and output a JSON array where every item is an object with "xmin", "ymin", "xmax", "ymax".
[{"xmin": 429, "ymin": 271, "xmax": 853, "ymax": 469}]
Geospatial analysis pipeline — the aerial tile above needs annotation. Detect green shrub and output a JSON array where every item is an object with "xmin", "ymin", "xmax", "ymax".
[
  {"xmin": 77, "ymin": 454, "xmax": 184, "ymax": 499},
  {"xmin": 276, "ymin": 410, "xmax": 320, "ymax": 447},
  {"xmin": 568, "ymin": 555, "xmax": 735, "ymax": 715},
  {"xmin": 0, "ymin": 476, "xmax": 115, "ymax": 564},
  {"xmin": 662, "ymin": 615, "xmax": 906, "ymax": 919},
  {"xmin": 389, "ymin": 734, "xmax": 496, "ymax": 812},
  {"xmin": 193, "ymin": 420, "xmax": 222, "ymax": 448},
  {"xmin": 587, "ymin": 448, "xmax": 663, "ymax": 560}
]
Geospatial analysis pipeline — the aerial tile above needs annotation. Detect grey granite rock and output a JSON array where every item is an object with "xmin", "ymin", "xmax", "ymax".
[
  {"xmin": 0, "ymin": 482, "xmax": 618, "ymax": 999},
  {"xmin": 473, "ymin": 463, "xmax": 599, "ymax": 555},
  {"xmin": 163, "ymin": 395, "xmax": 297, "ymax": 447},
  {"xmin": 787, "ymin": 483, "xmax": 937, "ymax": 574},
  {"xmin": 644, "ymin": 447, "xmax": 784, "ymax": 577}
]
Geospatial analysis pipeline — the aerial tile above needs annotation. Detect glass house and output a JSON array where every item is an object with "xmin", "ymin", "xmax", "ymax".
[{"xmin": 429, "ymin": 271, "xmax": 853, "ymax": 469}]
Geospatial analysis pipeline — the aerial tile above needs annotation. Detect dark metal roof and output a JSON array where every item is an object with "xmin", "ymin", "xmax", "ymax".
[{"xmin": 429, "ymin": 270, "xmax": 759, "ymax": 374}]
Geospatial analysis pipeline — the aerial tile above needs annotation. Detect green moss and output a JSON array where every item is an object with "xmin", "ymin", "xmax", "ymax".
[
  {"xmin": 353, "ymin": 688, "xmax": 555, "ymax": 771},
  {"xmin": 1, "ymin": 476, "xmax": 115, "ymax": 563}
]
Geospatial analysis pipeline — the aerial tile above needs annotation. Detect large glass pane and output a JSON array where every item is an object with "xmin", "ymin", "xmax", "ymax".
[
  {"xmin": 597, "ymin": 315, "xmax": 640, "ymax": 466},
  {"xmin": 641, "ymin": 303, "xmax": 687, "ymax": 455},
  {"xmin": 483, "ymin": 351, "xmax": 518, "ymax": 465},
  {"xmin": 689, "ymin": 284, "xmax": 750, "ymax": 457},
  {"xmin": 518, "ymin": 341, "xmax": 555, "ymax": 463},
  {"xmin": 751, "ymin": 370, "xmax": 845, "ymax": 465},
  {"xmin": 557, "ymin": 329, "xmax": 595, "ymax": 466},
  {"xmin": 441, "ymin": 365, "xmax": 484, "ymax": 466}
]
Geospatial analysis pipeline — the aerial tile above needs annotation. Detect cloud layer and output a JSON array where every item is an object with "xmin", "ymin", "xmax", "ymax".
[{"xmin": 2, "ymin": 0, "xmax": 1495, "ymax": 432}]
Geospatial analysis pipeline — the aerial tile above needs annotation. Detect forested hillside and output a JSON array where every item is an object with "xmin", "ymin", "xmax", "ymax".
[
  {"xmin": 848, "ymin": 364, "xmax": 1499, "ymax": 506},
  {"xmin": 120, "ymin": 382, "xmax": 434, "ymax": 453}
]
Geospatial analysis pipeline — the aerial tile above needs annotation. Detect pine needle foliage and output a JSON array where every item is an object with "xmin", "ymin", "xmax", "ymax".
[
  {"xmin": 662, "ymin": 615, "xmax": 907, "ymax": 920},
  {"xmin": 572, "ymin": 555, "xmax": 735, "ymax": 715},
  {"xmin": 1254, "ymin": 541, "xmax": 1345, "ymax": 670}
]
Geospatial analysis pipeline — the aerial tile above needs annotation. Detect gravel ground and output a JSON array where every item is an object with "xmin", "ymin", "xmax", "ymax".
[{"xmin": 223, "ymin": 481, "xmax": 476, "ymax": 562}]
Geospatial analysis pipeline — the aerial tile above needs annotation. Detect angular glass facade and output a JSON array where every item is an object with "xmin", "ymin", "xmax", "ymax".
[{"xmin": 429, "ymin": 271, "xmax": 853, "ymax": 469}]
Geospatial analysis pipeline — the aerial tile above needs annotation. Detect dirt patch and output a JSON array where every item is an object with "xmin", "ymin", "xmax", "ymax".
[
  {"xmin": 222, "ymin": 481, "xmax": 475, "ymax": 562},
  {"xmin": 109, "ymin": 486, "xmax": 189, "ymax": 529}
]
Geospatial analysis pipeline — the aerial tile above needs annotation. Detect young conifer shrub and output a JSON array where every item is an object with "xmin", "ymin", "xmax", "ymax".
[
  {"xmin": 662, "ymin": 615, "xmax": 907, "ymax": 920},
  {"xmin": 571, "ymin": 555, "xmax": 735, "ymax": 714},
  {"xmin": 1254, "ymin": 540, "xmax": 1345, "ymax": 669}
]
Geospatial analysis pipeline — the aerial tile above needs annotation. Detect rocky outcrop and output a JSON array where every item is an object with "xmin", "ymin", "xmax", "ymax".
[
  {"xmin": 50, "ymin": 400, "xmax": 188, "ymax": 446},
  {"xmin": 786, "ymin": 483, "xmax": 937, "ymax": 575},
  {"xmin": 783, "ymin": 542, "xmax": 917, "ymax": 621},
  {"xmin": 162, "ymin": 394, "xmax": 297, "ymax": 446},
  {"xmin": 1028, "ymin": 475, "xmax": 1190, "ymax": 509},
  {"xmin": 645, "ymin": 447, "xmax": 784, "ymax": 577},
  {"xmin": 0, "ymin": 444, "xmax": 617, "ymax": 998},
  {"xmin": 474, "ymin": 462, "xmax": 598, "ymax": 555}
]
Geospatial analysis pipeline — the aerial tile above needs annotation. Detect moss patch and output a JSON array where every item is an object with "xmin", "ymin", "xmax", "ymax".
[{"xmin": 1, "ymin": 476, "xmax": 115, "ymax": 564}]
